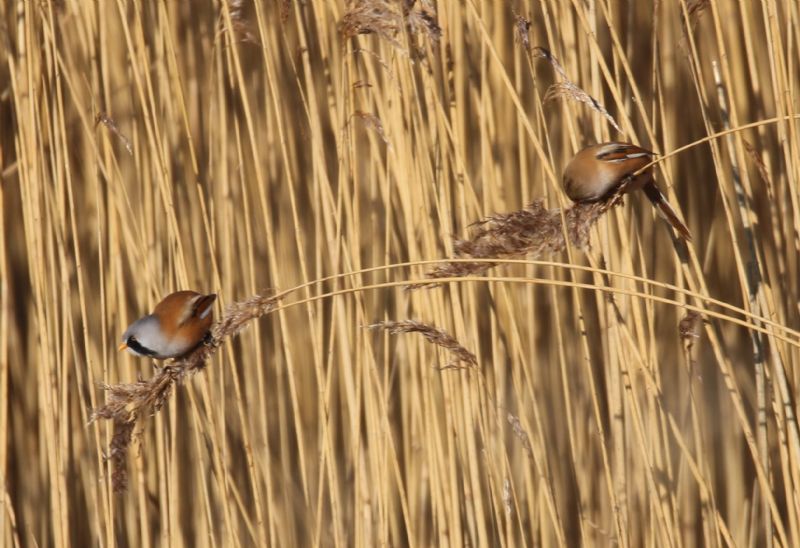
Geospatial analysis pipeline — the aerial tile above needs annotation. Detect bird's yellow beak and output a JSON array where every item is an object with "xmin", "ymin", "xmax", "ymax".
[{"xmin": 118, "ymin": 342, "xmax": 128, "ymax": 351}]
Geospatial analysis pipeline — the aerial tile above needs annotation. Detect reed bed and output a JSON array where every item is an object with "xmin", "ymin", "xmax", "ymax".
[{"xmin": 1, "ymin": 0, "xmax": 799, "ymax": 546}]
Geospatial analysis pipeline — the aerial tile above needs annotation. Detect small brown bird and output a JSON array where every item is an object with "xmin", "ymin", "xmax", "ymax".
[
  {"xmin": 563, "ymin": 142, "xmax": 692, "ymax": 241},
  {"xmin": 119, "ymin": 291, "xmax": 217, "ymax": 359}
]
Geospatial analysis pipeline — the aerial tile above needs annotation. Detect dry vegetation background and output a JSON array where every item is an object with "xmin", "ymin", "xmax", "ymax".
[{"xmin": 1, "ymin": 0, "xmax": 799, "ymax": 546}]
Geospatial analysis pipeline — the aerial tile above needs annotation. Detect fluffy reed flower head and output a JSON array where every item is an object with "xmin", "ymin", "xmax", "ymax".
[{"xmin": 421, "ymin": 181, "xmax": 630, "ymax": 283}]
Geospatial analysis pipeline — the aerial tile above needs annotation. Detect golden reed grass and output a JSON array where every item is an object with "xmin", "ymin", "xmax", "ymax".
[{"xmin": 2, "ymin": 0, "xmax": 799, "ymax": 546}]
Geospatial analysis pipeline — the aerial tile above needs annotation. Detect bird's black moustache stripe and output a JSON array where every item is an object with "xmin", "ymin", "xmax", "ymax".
[{"xmin": 127, "ymin": 336, "xmax": 158, "ymax": 357}]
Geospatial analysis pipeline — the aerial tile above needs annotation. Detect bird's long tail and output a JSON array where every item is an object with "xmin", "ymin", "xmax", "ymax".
[{"xmin": 642, "ymin": 180, "xmax": 692, "ymax": 241}]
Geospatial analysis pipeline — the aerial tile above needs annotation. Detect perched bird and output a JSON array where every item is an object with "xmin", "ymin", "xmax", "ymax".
[
  {"xmin": 119, "ymin": 291, "xmax": 217, "ymax": 359},
  {"xmin": 563, "ymin": 142, "xmax": 692, "ymax": 241}
]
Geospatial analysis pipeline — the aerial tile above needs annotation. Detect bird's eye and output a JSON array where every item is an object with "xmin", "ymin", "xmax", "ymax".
[{"xmin": 128, "ymin": 336, "xmax": 137, "ymax": 344}]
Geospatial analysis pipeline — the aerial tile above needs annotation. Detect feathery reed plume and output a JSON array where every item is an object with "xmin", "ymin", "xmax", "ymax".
[
  {"xmin": 352, "ymin": 47, "xmax": 401, "ymax": 88},
  {"xmin": 279, "ymin": 0, "xmax": 291, "ymax": 23},
  {"xmin": 680, "ymin": 0, "xmax": 710, "ymax": 36},
  {"xmin": 502, "ymin": 478, "xmax": 513, "ymax": 518},
  {"xmin": 419, "ymin": 182, "xmax": 630, "ymax": 283},
  {"xmin": 531, "ymin": 46, "xmax": 568, "ymax": 79},
  {"xmin": 743, "ymin": 140, "xmax": 784, "ymax": 252},
  {"xmin": 679, "ymin": 310, "xmax": 704, "ymax": 378},
  {"xmin": 91, "ymin": 293, "xmax": 281, "ymax": 492},
  {"xmin": 405, "ymin": 1, "xmax": 441, "ymax": 43},
  {"xmin": 533, "ymin": 47, "xmax": 622, "ymax": 134},
  {"xmin": 226, "ymin": 0, "xmax": 259, "ymax": 44},
  {"xmin": 543, "ymin": 82, "xmax": 622, "ymax": 133},
  {"xmin": 341, "ymin": 0, "xmax": 440, "ymax": 48},
  {"xmin": 742, "ymin": 140, "xmax": 771, "ymax": 187},
  {"xmin": 679, "ymin": 310, "xmax": 703, "ymax": 351},
  {"xmin": 507, "ymin": 413, "xmax": 533, "ymax": 458},
  {"xmin": 342, "ymin": 0, "xmax": 404, "ymax": 47},
  {"xmin": 686, "ymin": 0, "xmax": 710, "ymax": 19},
  {"xmin": 351, "ymin": 110, "xmax": 391, "ymax": 146},
  {"xmin": 94, "ymin": 112, "xmax": 133, "ymax": 156},
  {"xmin": 512, "ymin": 10, "xmax": 532, "ymax": 52},
  {"xmin": 367, "ymin": 320, "xmax": 478, "ymax": 370}
]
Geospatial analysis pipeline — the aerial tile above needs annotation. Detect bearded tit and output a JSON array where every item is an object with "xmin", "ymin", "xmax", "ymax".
[
  {"xmin": 118, "ymin": 291, "xmax": 217, "ymax": 359},
  {"xmin": 563, "ymin": 142, "xmax": 692, "ymax": 241}
]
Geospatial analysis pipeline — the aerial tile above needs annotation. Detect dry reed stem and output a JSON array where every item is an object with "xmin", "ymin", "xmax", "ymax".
[
  {"xmin": 91, "ymin": 293, "xmax": 281, "ymax": 492},
  {"xmin": 367, "ymin": 320, "xmax": 478, "ymax": 370},
  {"xmin": 420, "ymin": 182, "xmax": 630, "ymax": 283}
]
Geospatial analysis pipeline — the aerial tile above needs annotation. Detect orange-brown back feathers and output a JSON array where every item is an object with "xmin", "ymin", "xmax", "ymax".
[{"xmin": 152, "ymin": 290, "xmax": 216, "ymax": 346}]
